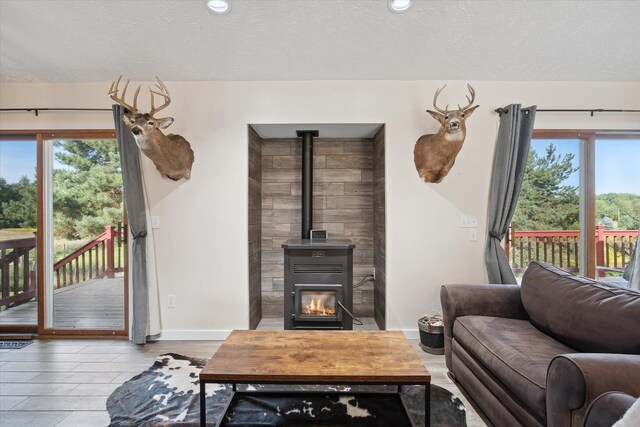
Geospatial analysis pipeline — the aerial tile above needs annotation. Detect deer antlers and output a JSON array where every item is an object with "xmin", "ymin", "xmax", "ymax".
[
  {"xmin": 109, "ymin": 76, "xmax": 140, "ymax": 114},
  {"xmin": 432, "ymin": 84, "xmax": 476, "ymax": 114},
  {"xmin": 432, "ymin": 85, "xmax": 448, "ymax": 114},
  {"xmin": 458, "ymin": 84, "xmax": 476, "ymax": 111},
  {"xmin": 108, "ymin": 76, "xmax": 171, "ymax": 117},
  {"xmin": 149, "ymin": 78, "xmax": 171, "ymax": 117}
]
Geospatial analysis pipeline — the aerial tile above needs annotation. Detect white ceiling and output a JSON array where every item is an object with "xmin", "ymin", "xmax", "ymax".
[{"xmin": 1, "ymin": 0, "xmax": 639, "ymax": 83}]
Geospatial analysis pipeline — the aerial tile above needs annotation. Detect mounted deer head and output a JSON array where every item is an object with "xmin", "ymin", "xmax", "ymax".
[
  {"xmin": 109, "ymin": 76, "xmax": 194, "ymax": 181},
  {"xmin": 413, "ymin": 84, "xmax": 479, "ymax": 183}
]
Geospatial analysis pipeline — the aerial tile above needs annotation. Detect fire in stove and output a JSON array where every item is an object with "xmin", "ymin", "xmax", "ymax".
[
  {"xmin": 300, "ymin": 290, "xmax": 337, "ymax": 316},
  {"xmin": 303, "ymin": 298, "xmax": 337, "ymax": 316}
]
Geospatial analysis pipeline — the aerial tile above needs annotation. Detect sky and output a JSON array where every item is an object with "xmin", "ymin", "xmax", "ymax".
[
  {"xmin": 531, "ymin": 138, "xmax": 640, "ymax": 195},
  {"xmin": 0, "ymin": 140, "xmax": 70, "ymax": 183},
  {"xmin": 1, "ymin": 138, "xmax": 639, "ymax": 195},
  {"xmin": 0, "ymin": 140, "xmax": 37, "ymax": 182}
]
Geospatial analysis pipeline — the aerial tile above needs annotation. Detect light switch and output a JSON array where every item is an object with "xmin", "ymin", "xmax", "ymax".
[
  {"xmin": 151, "ymin": 216, "xmax": 161, "ymax": 229},
  {"xmin": 461, "ymin": 215, "xmax": 478, "ymax": 228},
  {"xmin": 469, "ymin": 228, "xmax": 478, "ymax": 242}
]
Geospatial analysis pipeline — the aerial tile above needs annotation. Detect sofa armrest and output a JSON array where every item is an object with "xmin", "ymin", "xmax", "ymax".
[
  {"xmin": 546, "ymin": 353, "xmax": 640, "ymax": 427},
  {"xmin": 583, "ymin": 391, "xmax": 637, "ymax": 427},
  {"xmin": 440, "ymin": 284, "xmax": 527, "ymax": 369}
]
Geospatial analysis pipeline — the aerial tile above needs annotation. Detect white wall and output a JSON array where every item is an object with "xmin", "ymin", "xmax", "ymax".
[{"xmin": 1, "ymin": 80, "xmax": 638, "ymax": 338}]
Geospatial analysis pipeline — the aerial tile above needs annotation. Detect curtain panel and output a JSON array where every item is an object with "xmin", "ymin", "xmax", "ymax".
[
  {"xmin": 113, "ymin": 105, "xmax": 160, "ymax": 343},
  {"xmin": 623, "ymin": 223, "xmax": 640, "ymax": 290},
  {"xmin": 485, "ymin": 104, "xmax": 537, "ymax": 284}
]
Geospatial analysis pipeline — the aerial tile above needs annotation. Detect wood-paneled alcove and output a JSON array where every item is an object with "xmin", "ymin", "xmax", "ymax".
[{"xmin": 247, "ymin": 124, "xmax": 386, "ymax": 330}]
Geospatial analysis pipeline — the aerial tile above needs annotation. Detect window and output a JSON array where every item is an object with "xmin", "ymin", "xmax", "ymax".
[
  {"xmin": 0, "ymin": 130, "xmax": 128, "ymax": 336},
  {"xmin": 508, "ymin": 130, "xmax": 639, "ymax": 282},
  {"xmin": 0, "ymin": 135, "xmax": 39, "ymax": 328}
]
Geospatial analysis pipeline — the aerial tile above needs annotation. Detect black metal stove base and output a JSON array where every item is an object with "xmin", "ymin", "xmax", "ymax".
[{"xmin": 290, "ymin": 320, "xmax": 352, "ymax": 330}]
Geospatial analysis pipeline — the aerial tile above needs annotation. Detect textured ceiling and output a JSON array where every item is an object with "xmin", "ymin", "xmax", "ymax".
[{"xmin": 1, "ymin": 0, "xmax": 639, "ymax": 82}]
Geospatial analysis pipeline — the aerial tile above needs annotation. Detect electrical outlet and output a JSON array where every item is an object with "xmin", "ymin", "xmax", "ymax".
[
  {"xmin": 151, "ymin": 216, "xmax": 161, "ymax": 229},
  {"xmin": 461, "ymin": 215, "xmax": 478, "ymax": 228},
  {"xmin": 469, "ymin": 228, "xmax": 478, "ymax": 242},
  {"xmin": 168, "ymin": 294, "xmax": 176, "ymax": 308}
]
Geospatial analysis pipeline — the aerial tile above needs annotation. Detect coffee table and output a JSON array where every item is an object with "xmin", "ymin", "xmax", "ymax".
[{"xmin": 199, "ymin": 330, "xmax": 431, "ymax": 426}]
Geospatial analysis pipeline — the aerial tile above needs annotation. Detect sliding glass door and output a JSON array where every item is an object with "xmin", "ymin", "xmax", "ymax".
[
  {"xmin": 594, "ymin": 137, "xmax": 640, "ymax": 282},
  {"xmin": 0, "ymin": 130, "xmax": 127, "ymax": 337},
  {"xmin": 510, "ymin": 137, "xmax": 581, "ymax": 275},
  {"xmin": 509, "ymin": 130, "xmax": 640, "ymax": 283},
  {"xmin": 0, "ymin": 135, "xmax": 39, "ymax": 331},
  {"xmin": 45, "ymin": 133, "xmax": 127, "ymax": 331}
]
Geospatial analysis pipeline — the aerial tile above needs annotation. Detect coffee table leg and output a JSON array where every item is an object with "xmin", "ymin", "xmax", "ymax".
[
  {"xmin": 425, "ymin": 383, "xmax": 431, "ymax": 426},
  {"xmin": 200, "ymin": 380, "xmax": 206, "ymax": 426}
]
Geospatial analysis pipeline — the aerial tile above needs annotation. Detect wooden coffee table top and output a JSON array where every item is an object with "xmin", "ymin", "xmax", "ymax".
[{"xmin": 200, "ymin": 330, "xmax": 430, "ymax": 384}]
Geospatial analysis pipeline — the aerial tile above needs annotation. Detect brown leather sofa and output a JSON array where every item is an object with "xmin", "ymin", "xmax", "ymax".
[
  {"xmin": 583, "ymin": 392, "xmax": 637, "ymax": 427},
  {"xmin": 440, "ymin": 261, "xmax": 640, "ymax": 427}
]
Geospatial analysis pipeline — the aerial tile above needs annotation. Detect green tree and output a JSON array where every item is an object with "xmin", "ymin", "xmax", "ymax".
[
  {"xmin": 0, "ymin": 177, "xmax": 18, "ymax": 206},
  {"xmin": 0, "ymin": 176, "xmax": 37, "ymax": 228},
  {"xmin": 513, "ymin": 144, "xmax": 579, "ymax": 230},
  {"xmin": 52, "ymin": 139, "xmax": 122, "ymax": 239},
  {"xmin": 596, "ymin": 193, "xmax": 640, "ymax": 230}
]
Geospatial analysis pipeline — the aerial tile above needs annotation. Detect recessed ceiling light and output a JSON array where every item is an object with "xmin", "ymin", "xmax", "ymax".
[
  {"xmin": 388, "ymin": 0, "xmax": 413, "ymax": 13},
  {"xmin": 207, "ymin": 0, "xmax": 230, "ymax": 14}
]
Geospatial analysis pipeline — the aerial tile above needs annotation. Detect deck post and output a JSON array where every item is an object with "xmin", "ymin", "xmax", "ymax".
[
  {"xmin": 504, "ymin": 222, "xmax": 513, "ymax": 263},
  {"xmin": 595, "ymin": 225, "xmax": 605, "ymax": 277},
  {"xmin": 105, "ymin": 226, "xmax": 115, "ymax": 278}
]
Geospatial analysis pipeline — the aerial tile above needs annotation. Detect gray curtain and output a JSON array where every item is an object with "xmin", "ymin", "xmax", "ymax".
[
  {"xmin": 485, "ymin": 104, "xmax": 537, "ymax": 284},
  {"xmin": 623, "ymin": 223, "xmax": 640, "ymax": 290},
  {"xmin": 113, "ymin": 105, "xmax": 149, "ymax": 344}
]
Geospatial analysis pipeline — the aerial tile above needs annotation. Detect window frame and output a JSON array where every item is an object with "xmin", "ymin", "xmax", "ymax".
[
  {"xmin": 0, "ymin": 129, "xmax": 128, "ymax": 339},
  {"xmin": 528, "ymin": 129, "xmax": 640, "ymax": 278}
]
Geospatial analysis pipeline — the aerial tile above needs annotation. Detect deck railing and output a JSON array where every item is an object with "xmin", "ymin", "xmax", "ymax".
[
  {"xmin": 507, "ymin": 224, "xmax": 638, "ymax": 276},
  {"xmin": 53, "ymin": 223, "xmax": 125, "ymax": 289},
  {"xmin": 0, "ymin": 223, "xmax": 125, "ymax": 311},
  {"xmin": 0, "ymin": 236, "xmax": 36, "ymax": 310}
]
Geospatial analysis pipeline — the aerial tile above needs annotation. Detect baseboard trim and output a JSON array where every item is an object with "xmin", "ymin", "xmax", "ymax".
[{"xmin": 159, "ymin": 330, "xmax": 232, "ymax": 341}]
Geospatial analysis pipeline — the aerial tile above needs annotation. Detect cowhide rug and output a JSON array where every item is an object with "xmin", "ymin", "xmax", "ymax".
[{"xmin": 107, "ymin": 353, "xmax": 467, "ymax": 426}]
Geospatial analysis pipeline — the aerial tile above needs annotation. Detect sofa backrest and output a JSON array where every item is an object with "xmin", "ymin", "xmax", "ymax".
[{"xmin": 521, "ymin": 261, "xmax": 640, "ymax": 354}]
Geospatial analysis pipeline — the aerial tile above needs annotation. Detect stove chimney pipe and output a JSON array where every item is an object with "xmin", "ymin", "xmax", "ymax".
[{"xmin": 297, "ymin": 130, "xmax": 319, "ymax": 239}]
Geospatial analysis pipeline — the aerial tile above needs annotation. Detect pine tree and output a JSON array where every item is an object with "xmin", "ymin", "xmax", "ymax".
[
  {"xmin": 0, "ymin": 176, "xmax": 37, "ymax": 228},
  {"xmin": 513, "ymin": 144, "xmax": 579, "ymax": 230},
  {"xmin": 52, "ymin": 139, "xmax": 122, "ymax": 239}
]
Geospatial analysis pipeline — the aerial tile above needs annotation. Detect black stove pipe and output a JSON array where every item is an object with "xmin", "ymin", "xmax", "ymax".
[{"xmin": 297, "ymin": 130, "xmax": 319, "ymax": 239}]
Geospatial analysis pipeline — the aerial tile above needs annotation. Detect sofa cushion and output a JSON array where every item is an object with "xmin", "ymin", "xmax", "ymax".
[
  {"xmin": 454, "ymin": 315, "xmax": 576, "ymax": 421},
  {"xmin": 521, "ymin": 261, "xmax": 640, "ymax": 354}
]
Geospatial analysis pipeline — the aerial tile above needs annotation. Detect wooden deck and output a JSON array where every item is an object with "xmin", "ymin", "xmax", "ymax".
[{"xmin": 0, "ymin": 275, "xmax": 124, "ymax": 330}]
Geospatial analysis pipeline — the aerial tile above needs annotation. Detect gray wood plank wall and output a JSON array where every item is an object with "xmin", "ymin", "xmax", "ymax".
[
  {"xmin": 261, "ymin": 138, "xmax": 376, "ymax": 318},
  {"xmin": 372, "ymin": 126, "xmax": 386, "ymax": 330},
  {"xmin": 248, "ymin": 126, "xmax": 263, "ymax": 329}
]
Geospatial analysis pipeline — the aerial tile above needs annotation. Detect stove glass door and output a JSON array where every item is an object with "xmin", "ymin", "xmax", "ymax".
[{"xmin": 294, "ymin": 284, "xmax": 342, "ymax": 322}]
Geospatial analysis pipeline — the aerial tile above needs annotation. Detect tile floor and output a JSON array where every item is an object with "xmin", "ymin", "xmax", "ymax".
[{"xmin": 0, "ymin": 334, "xmax": 491, "ymax": 426}]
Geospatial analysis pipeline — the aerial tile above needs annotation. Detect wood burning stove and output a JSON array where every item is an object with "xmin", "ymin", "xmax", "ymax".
[
  {"xmin": 282, "ymin": 130, "xmax": 356, "ymax": 330},
  {"xmin": 283, "ymin": 239, "xmax": 355, "ymax": 330}
]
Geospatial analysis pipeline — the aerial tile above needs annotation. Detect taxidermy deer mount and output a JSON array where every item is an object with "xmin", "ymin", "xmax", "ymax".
[
  {"xmin": 109, "ymin": 76, "xmax": 194, "ymax": 181},
  {"xmin": 413, "ymin": 84, "xmax": 479, "ymax": 183}
]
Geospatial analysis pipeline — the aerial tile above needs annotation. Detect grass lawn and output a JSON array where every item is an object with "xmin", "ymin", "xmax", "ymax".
[{"xmin": 0, "ymin": 228, "xmax": 36, "ymax": 241}]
